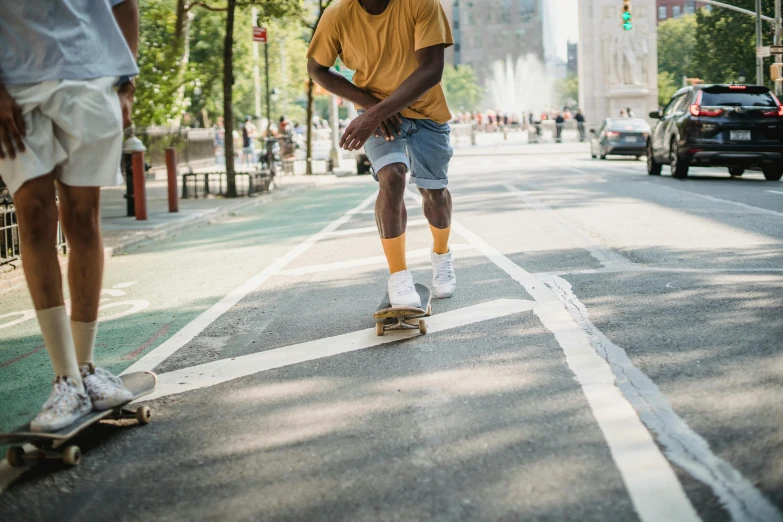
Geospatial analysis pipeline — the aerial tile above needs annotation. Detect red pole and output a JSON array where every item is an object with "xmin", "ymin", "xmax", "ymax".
[
  {"xmin": 131, "ymin": 151, "xmax": 147, "ymax": 221},
  {"xmin": 165, "ymin": 148, "xmax": 179, "ymax": 212}
]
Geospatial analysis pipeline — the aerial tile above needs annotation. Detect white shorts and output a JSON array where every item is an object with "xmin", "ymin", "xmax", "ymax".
[{"xmin": 0, "ymin": 76, "xmax": 124, "ymax": 195}]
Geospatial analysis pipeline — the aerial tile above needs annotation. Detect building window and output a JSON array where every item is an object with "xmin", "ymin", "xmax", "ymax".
[
  {"xmin": 658, "ymin": 6, "xmax": 667, "ymax": 19},
  {"xmin": 672, "ymin": 5, "xmax": 681, "ymax": 17}
]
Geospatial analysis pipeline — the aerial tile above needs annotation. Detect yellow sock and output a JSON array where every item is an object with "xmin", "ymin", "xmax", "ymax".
[
  {"xmin": 381, "ymin": 233, "xmax": 407, "ymax": 274},
  {"xmin": 430, "ymin": 224, "xmax": 451, "ymax": 255}
]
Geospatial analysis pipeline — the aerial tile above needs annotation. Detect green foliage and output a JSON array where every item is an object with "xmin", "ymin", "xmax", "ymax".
[
  {"xmin": 556, "ymin": 73, "xmax": 579, "ymax": 107},
  {"xmin": 657, "ymin": 71, "xmax": 679, "ymax": 106},
  {"xmin": 134, "ymin": 0, "xmax": 307, "ymax": 128},
  {"xmin": 691, "ymin": 2, "xmax": 775, "ymax": 85},
  {"xmin": 657, "ymin": 14, "xmax": 697, "ymax": 82},
  {"xmin": 441, "ymin": 64, "xmax": 483, "ymax": 112}
]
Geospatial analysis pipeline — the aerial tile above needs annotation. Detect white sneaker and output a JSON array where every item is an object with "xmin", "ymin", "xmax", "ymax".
[
  {"xmin": 388, "ymin": 270, "xmax": 422, "ymax": 308},
  {"xmin": 81, "ymin": 364, "xmax": 134, "ymax": 410},
  {"xmin": 431, "ymin": 248, "xmax": 456, "ymax": 299},
  {"xmin": 30, "ymin": 377, "xmax": 93, "ymax": 433}
]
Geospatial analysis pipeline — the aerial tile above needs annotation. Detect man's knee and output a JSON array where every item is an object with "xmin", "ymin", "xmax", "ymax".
[
  {"xmin": 14, "ymin": 180, "xmax": 58, "ymax": 243},
  {"xmin": 420, "ymin": 188, "xmax": 448, "ymax": 205},
  {"xmin": 62, "ymin": 202, "xmax": 101, "ymax": 246},
  {"xmin": 377, "ymin": 163, "xmax": 407, "ymax": 194}
]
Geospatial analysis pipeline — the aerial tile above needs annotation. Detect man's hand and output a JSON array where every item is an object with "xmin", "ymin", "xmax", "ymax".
[
  {"xmin": 0, "ymin": 87, "xmax": 26, "ymax": 160},
  {"xmin": 374, "ymin": 112, "xmax": 403, "ymax": 140},
  {"xmin": 117, "ymin": 84, "xmax": 134, "ymax": 129}
]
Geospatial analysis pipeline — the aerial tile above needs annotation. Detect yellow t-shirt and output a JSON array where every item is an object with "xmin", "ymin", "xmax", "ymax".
[{"xmin": 307, "ymin": 0, "xmax": 454, "ymax": 124}]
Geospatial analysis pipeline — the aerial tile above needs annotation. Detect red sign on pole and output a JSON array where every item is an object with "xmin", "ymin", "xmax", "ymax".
[{"xmin": 253, "ymin": 26, "xmax": 267, "ymax": 43}]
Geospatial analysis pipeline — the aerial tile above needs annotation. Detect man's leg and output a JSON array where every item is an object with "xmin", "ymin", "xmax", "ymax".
[
  {"xmin": 419, "ymin": 187, "xmax": 452, "ymax": 255},
  {"xmin": 56, "ymin": 182, "xmax": 103, "ymax": 367},
  {"xmin": 376, "ymin": 163, "xmax": 420, "ymax": 308},
  {"xmin": 13, "ymin": 174, "xmax": 82, "ymax": 384}
]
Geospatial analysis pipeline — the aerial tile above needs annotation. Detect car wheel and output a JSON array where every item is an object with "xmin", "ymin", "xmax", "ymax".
[
  {"xmin": 670, "ymin": 140, "xmax": 689, "ymax": 179},
  {"xmin": 647, "ymin": 141, "xmax": 662, "ymax": 175},
  {"xmin": 762, "ymin": 165, "xmax": 783, "ymax": 181},
  {"xmin": 728, "ymin": 167, "xmax": 744, "ymax": 177}
]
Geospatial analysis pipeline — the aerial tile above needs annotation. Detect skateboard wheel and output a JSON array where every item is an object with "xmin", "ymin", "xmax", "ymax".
[
  {"xmin": 136, "ymin": 406, "xmax": 152, "ymax": 425},
  {"xmin": 375, "ymin": 322, "xmax": 385, "ymax": 336},
  {"xmin": 62, "ymin": 445, "xmax": 81, "ymax": 466},
  {"xmin": 419, "ymin": 319, "xmax": 427, "ymax": 334},
  {"xmin": 6, "ymin": 447, "xmax": 25, "ymax": 468}
]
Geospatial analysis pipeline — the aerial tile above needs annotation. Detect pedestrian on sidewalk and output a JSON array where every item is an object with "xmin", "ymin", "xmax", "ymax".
[
  {"xmin": 0, "ymin": 0, "xmax": 139, "ymax": 432},
  {"xmin": 307, "ymin": 0, "xmax": 457, "ymax": 307},
  {"xmin": 241, "ymin": 116, "xmax": 257, "ymax": 166}
]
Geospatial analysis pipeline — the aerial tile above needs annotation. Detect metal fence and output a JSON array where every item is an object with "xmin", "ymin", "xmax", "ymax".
[
  {"xmin": 134, "ymin": 126, "xmax": 216, "ymax": 169},
  {"xmin": 1, "ymin": 198, "xmax": 67, "ymax": 267}
]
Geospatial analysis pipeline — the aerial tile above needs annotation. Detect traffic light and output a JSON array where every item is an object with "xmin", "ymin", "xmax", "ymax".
[{"xmin": 622, "ymin": 0, "xmax": 633, "ymax": 31}]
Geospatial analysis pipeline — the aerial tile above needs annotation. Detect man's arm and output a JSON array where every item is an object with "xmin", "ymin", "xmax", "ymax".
[
  {"xmin": 307, "ymin": 58, "xmax": 402, "ymax": 139},
  {"xmin": 113, "ymin": 0, "xmax": 139, "ymax": 128},
  {"xmin": 339, "ymin": 44, "xmax": 444, "ymax": 150}
]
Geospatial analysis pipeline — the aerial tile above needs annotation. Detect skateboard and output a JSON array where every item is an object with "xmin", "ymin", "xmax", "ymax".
[
  {"xmin": 1, "ymin": 371, "xmax": 157, "ymax": 467},
  {"xmin": 373, "ymin": 283, "xmax": 432, "ymax": 336}
]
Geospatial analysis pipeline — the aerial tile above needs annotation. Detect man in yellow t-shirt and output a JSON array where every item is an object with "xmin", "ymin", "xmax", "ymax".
[{"xmin": 307, "ymin": 0, "xmax": 457, "ymax": 308}]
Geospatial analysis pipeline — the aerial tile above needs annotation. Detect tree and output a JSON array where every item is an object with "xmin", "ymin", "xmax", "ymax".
[
  {"xmin": 692, "ymin": 2, "xmax": 776, "ymax": 85},
  {"xmin": 555, "ymin": 73, "xmax": 579, "ymax": 108},
  {"xmin": 658, "ymin": 71, "xmax": 679, "ymax": 106},
  {"xmin": 658, "ymin": 14, "xmax": 697, "ymax": 83},
  {"xmin": 441, "ymin": 65, "xmax": 483, "ymax": 113},
  {"xmin": 304, "ymin": 0, "xmax": 334, "ymax": 175}
]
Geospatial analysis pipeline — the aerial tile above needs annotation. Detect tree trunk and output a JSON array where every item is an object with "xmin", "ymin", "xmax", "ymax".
[
  {"xmin": 224, "ymin": 0, "xmax": 237, "ymax": 197},
  {"xmin": 305, "ymin": 77, "xmax": 314, "ymax": 175}
]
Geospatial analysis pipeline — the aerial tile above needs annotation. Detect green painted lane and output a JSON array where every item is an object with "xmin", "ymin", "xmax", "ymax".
[{"xmin": 0, "ymin": 183, "xmax": 376, "ymax": 433}]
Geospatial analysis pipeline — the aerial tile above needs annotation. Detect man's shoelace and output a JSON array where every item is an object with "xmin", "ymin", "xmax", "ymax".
[
  {"xmin": 392, "ymin": 277, "xmax": 416, "ymax": 296},
  {"xmin": 84, "ymin": 367, "xmax": 125, "ymax": 396},
  {"xmin": 435, "ymin": 257, "xmax": 454, "ymax": 282}
]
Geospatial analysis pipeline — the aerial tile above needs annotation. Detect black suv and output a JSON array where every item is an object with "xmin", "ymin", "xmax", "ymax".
[{"xmin": 647, "ymin": 84, "xmax": 783, "ymax": 180}]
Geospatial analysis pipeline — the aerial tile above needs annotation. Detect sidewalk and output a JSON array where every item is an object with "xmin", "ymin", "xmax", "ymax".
[{"xmin": 0, "ymin": 173, "xmax": 337, "ymax": 293}]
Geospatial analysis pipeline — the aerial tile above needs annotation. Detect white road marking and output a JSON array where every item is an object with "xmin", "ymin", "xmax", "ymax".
[
  {"xmin": 543, "ymin": 274, "xmax": 782, "ymax": 522},
  {"xmin": 503, "ymin": 183, "xmax": 635, "ymax": 270},
  {"xmin": 536, "ymin": 266, "xmax": 783, "ymax": 277},
  {"xmin": 122, "ymin": 192, "xmax": 379, "ymax": 375},
  {"xmin": 112, "ymin": 282, "xmax": 137, "ymax": 289},
  {"xmin": 139, "ymin": 299, "xmax": 534, "ymax": 402},
  {"xmin": 325, "ymin": 218, "xmax": 429, "ymax": 237},
  {"xmin": 643, "ymin": 182, "xmax": 783, "ymax": 218},
  {"xmin": 405, "ymin": 188, "xmax": 701, "ymax": 522},
  {"xmin": 275, "ymin": 244, "xmax": 475, "ymax": 276},
  {"xmin": 765, "ymin": 190, "xmax": 783, "ymax": 196}
]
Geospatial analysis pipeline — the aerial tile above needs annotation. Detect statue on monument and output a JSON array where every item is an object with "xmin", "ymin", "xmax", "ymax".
[{"xmin": 604, "ymin": 16, "xmax": 650, "ymax": 86}]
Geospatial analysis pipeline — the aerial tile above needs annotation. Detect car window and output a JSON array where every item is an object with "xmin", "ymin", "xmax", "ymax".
[
  {"xmin": 607, "ymin": 119, "xmax": 651, "ymax": 132},
  {"xmin": 701, "ymin": 91, "xmax": 776, "ymax": 107},
  {"xmin": 664, "ymin": 95, "xmax": 684, "ymax": 116}
]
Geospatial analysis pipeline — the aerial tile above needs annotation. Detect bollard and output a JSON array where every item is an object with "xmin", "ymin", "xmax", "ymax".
[
  {"xmin": 165, "ymin": 148, "xmax": 179, "ymax": 213},
  {"xmin": 131, "ymin": 151, "xmax": 147, "ymax": 221}
]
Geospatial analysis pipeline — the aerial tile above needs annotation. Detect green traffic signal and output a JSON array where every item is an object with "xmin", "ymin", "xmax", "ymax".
[
  {"xmin": 622, "ymin": 11, "xmax": 631, "ymax": 21},
  {"xmin": 623, "ymin": 21, "xmax": 633, "ymax": 31}
]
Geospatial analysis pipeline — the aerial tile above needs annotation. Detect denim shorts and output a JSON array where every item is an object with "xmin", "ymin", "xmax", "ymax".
[{"xmin": 361, "ymin": 114, "xmax": 453, "ymax": 190}]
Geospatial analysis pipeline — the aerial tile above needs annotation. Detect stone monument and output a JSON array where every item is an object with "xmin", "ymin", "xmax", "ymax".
[{"xmin": 578, "ymin": 0, "xmax": 658, "ymax": 125}]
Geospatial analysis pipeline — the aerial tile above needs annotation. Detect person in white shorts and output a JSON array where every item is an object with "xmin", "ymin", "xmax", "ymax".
[{"xmin": 0, "ymin": 0, "xmax": 140, "ymax": 432}]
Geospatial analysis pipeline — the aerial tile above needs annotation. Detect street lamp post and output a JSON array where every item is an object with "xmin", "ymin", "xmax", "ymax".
[{"xmin": 756, "ymin": 0, "xmax": 764, "ymax": 86}]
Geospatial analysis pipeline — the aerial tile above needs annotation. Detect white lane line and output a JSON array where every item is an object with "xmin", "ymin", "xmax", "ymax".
[
  {"xmin": 122, "ymin": 191, "xmax": 379, "ymax": 375},
  {"xmin": 139, "ymin": 299, "xmax": 534, "ymax": 402},
  {"xmin": 642, "ymin": 181, "xmax": 783, "ymax": 218},
  {"xmin": 543, "ymin": 274, "xmax": 782, "ymax": 522},
  {"xmin": 325, "ymin": 218, "xmax": 429, "ymax": 237},
  {"xmin": 275, "ymin": 244, "xmax": 476, "ymax": 276},
  {"xmin": 407, "ymin": 188, "xmax": 701, "ymax": 522},
  {"xmin": 537, "ymin": 266, "xmax": 783, "ymax": 277},
  {"xmin": 503, "ymin": 183, "xmax": 635, "ymax": 270},
  {"xmin": 765, "ymin": 190, "xmax": 783, "ymax": 196}
]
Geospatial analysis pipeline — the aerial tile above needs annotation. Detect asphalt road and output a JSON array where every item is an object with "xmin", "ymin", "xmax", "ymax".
[{"xmin": 0, "ymin": 143, "xmax": 781, "ymax": 522}]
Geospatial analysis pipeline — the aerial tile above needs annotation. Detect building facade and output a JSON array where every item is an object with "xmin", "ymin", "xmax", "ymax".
[
  {"xmin": 656, "ymin": 0, "xmax": 697, "ymax": 22},
  {"xmin": 447, "ymin": 0, "xmax": 545, "ymax": 86}
]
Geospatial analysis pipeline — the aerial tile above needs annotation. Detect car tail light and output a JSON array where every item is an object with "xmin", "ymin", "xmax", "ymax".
[
  {"xmin": 606, "ymin": 131, "xmax": 620, "ymax": 140},
  {"xmin": 728, "ymin": 85, "xmax": 747, "ymax": 90},
  {"xmin": 689, "ymin": 91, "xmax": 724, "ymax": 117},
  {"xmin": 762, "ymin": 93, "xmax": 783, "ymax": 117}
]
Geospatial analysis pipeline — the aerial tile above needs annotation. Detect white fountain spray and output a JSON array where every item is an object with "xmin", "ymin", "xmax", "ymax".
[{"xmin": 485, "ymin": 54, "xmax": 555, "ymax": 115}]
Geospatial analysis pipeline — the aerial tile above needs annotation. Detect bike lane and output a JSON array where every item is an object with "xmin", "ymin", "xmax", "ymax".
[{"xmin": 0, "ymin": 182, "xmax": 376, "ymax": 433}]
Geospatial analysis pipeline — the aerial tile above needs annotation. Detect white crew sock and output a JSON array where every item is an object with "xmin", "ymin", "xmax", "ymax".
[
  {"xmin": 35, "ymin": 306, "xmax": 83, "ymax": 391},
  {"xmin": 71, "ymin": 320, "xmax": 98, "ymax": 367}
]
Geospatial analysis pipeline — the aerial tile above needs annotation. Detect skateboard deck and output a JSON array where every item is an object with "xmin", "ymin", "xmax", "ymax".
[
  {"xmin": 1, "ymin": 371, "xmax": 157, "ymax": 467},
  {"xmin": 373, "ymin": 283, "xmax": 432, "ymax": 336}
]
